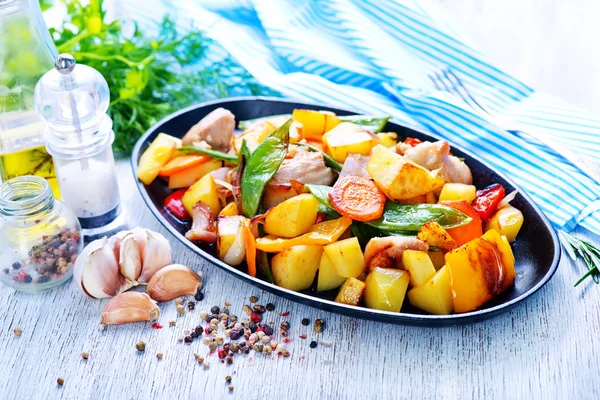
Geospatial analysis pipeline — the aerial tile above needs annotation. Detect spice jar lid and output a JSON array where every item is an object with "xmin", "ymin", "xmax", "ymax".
[{"xmin": 34, "ymin": 53, "xmax": 114, "ymax": 159}]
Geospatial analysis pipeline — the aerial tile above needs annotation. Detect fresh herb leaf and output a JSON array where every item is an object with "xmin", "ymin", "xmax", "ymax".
[
  {"xmin": 559, "ymin": 231, "xmax": 600, "ymax": 286},
  {"xmin": 179, "ymin": 146, "xmax": 238, "ymax": 164}
]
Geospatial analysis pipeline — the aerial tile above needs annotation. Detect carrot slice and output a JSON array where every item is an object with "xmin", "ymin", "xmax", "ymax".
[
  {"xmin": 329, "ymin": 175, "xmax": 386, "ymax": 222},
  {"xmin": 159, "ymin": 154, "xmax": 209, "ymax": 176},
  {"xmin": 243, "ymin": 220, "xmax": 257, "ymax": 277},
  {"xmin": 439, "ymin": 200, "xmax": 482, "ymax": 246}
]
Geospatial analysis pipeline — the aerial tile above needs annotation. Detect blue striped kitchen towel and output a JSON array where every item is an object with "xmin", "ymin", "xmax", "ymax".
[{"xmin": 119, "ymin": 0, "xmax": 600, "ymax": 234}]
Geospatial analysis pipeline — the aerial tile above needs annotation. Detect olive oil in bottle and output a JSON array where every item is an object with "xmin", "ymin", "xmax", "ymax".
[{"xmin": 0, "ymin": 0, "xmax": 60, "ymax": 196}]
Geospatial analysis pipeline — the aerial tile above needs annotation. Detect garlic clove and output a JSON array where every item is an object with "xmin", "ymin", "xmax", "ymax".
[
  {"xmin": 146, "ymin": 264, "xmax": 201, "ymax": 302},
  {"xmin": 137, "ymin": 230, "xmax": 173, "ymax": 284},
  {"xmin": 119, "ymin": 233, "xmax": 142, "ymax": 283},
  {"xmin": 74, "ymin": 238, "xmax": 125, "ymax": 299},
  {"xmin": 100, "ymin": 292, "xmax": 160, "ymax": 325}
]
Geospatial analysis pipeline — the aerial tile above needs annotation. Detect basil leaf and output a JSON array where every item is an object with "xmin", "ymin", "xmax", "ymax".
[
  {"xmin": 241, "ymin": 119, "xmax": 291, "ymax": 218},
  {"xmin": 339, "ymin": 115, "xmax": 390, "ymax": 133},
  {"xmin": 365, "ymin": 203, "xmax": 472, "ymax": 232}
]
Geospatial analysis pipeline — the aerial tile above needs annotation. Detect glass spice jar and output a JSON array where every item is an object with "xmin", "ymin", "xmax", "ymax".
[{"xmin": 0, "ymin": 175, "xmax": 83, "ymax": 292}]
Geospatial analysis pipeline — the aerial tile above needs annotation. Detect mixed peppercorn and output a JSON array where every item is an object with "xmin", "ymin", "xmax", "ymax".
[{"xmin": 3, "ymin": 228, "xmax": 80, "ymax": 285}]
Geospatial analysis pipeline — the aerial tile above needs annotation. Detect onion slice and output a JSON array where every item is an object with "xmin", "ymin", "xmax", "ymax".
[{"xmin": 498, "ymin": 190, "xmax": 518, "ymax": 209}]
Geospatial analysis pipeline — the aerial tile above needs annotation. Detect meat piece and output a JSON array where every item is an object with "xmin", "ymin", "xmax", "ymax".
[
  {"xmin": 364, "ymin": 236, "xmax": 429, "ymax": 271},
  {"xmin": 339, "ymin": 154, "xmax": 370, "ymax": 179},
  {"xmin": 181, "ymin": 107, "xmax": 235, "ymax": 152},
  {"xmin": 185, "ymin": 202, "xmax": 217, "ymax": 243},
  {"xmin": 263, "ymin": 145, "xmax": 334, "ymax": 209},
  {"xmin": 396, "ymin": 140, "xmax": 472, "ymax": 184}
]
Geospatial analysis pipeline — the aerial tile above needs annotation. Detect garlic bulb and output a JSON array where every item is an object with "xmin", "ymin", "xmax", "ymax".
[
  {"xmin": 146, "ymin": 264, "xmax": 202, "ymax": 302},
  {"xmin": 74, "ymin": 228, "xmax": 172, "ymax": 298},
  {"xmin": 73, "ymin": 238, "xmax": 127, "ymax": 299},
  {"xmin": 100, "ymin": 292, "xmax": 160, "ymax": 325}
]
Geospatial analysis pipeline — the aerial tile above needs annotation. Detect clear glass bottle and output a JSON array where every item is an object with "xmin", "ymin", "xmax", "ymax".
[
  {"xmin": 0, "ymin": 176, "xmax": 83, "ymax": 292},
  {"xmin": 35, "ymin": 54, "xmax": 126, "ymax": 241},
  {"xmin": 0, "ymin": 0, "xmax": 60, "ymax": 196}
]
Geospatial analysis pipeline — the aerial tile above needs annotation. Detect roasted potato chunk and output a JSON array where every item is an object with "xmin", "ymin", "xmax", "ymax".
[
  {"xmin": 367, "ymin": 145, "xmax": 445, "ymax": 201},
  {"xmin": 438, "ymin": 183, "xmax": 477, "ymax": 204},
  {"xmin": 407, "ymin": 265, "xmax": 453, "ymax": 315},
  {"xmin": 323, "ymin": 122, "xmax": 378, "ymax": 163},
  {"xmin": 401, "ymin": 250, "xmax": 436, "ymax": 287},
  {"xmin": 271, "ymin": 245, "xmax": 323, "ymax": 291},
  {"xmin": 317, "ymin": 253, "xmax": 346, "ymax": 292},
  {"xmin": 264, "ymin": 194, "xmax": 319, "ymax": 238},
  {"xmin": 445, "ymin": 229, "xmax": 515, "ymax": 313},
  {"xmin": 363, "ymin": 267, "xmax": 410, "ymax": 312},
  {"xmin": 324, "ymin": 237, "xmax": 365, "ymax": 278},
  {"xmin": 417, "ymin": 221, "xmax": 457, "ymax": 252},
  {"xmin": 335, "ymin": 277, "xmax": 366, "ymax": 305},
  {"xmin": 484, "ymin": 205, "xmax": 524, "ymax": 243}
]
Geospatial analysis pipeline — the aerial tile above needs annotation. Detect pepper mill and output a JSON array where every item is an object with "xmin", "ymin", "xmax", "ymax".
[{"xmin": 34, "ymin": 54, "xmax": 127, "ymax": 241}]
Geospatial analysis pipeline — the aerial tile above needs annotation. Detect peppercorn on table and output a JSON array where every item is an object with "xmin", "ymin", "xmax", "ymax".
[{"xmin": 0, "ymin": 159, "xmax": 598, "ymax": 399}]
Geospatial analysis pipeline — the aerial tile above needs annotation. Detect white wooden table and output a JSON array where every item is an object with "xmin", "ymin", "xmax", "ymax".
[{"xmin": 2, "ymin": 1, "xmax": 600, "ymax": 399}]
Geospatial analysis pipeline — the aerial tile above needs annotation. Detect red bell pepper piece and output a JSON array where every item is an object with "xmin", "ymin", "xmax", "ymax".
[
  {"xmin": 164, "ymin": 189, "xmax": 190, "ymax": 220},
  {"xmin": 404, "ymin": 137, "xmax": 422, "ymax": 147},
  {"xmin": 472, "ymin": 184, "xmax": 505, "ymax": 221}
]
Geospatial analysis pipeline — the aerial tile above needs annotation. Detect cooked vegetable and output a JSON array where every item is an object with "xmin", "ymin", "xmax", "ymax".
[
  {"xmin": 401, "ymin": 250, "xmax": 436, "ymax": 287},
  {"xmin": 264, "ymin": 193, "xmax": 319, "ymax": 238},
  {"xmin": 472, "ymin": 183, "xmax": 505, "ymax": 221},
  {"xmin": 238, "ymin": 114, "xmax": 292, "ymax": 131},
  {"xmin": 137, "ymin": 133, "xmax": 180, "ymax": 185},
  {"xmin": 304, "ymin": 184, "xmax": 340, "ymax": 216},
  {"xmin": 292, "ymin": 109, "xmax": 341, "ymax": 140},
  {"xmin": 367, "ymin": 144, "xmax": 445, "ymax": 200},
  {"xmin": 256, "ymin": 217, "xmax": 352, "ymax": 252},
  {"xmin": 376, "ymin": 132, "xmax": 398, "ymax": 148},
  {"xmin": 179, "ymin": 146, "xmax": 239, "ymax": 164},
  {"xmin": 335, "ymin": 277, "xmax": 366, "ymax": 306},
  {"xmin": 271, "ymin": 245, "xmax": 323, "ymax": 291},
  {"xmin": 242, "ymin": 220, "xmax": 257, "ymax": 277},
  {"xmin": 329, "ymin": 175, "xmax": 386, "ymax": 222},
  {"xmin": 241, "ymin": 120, "xmax": 292, "ymax": 218},
  {"xmin": 234, "ymin": 121, "xmax": 276, "ymax": 153},
  {"xmin": 163, "ymin": 189, "xmax": 190, "ymax": 220},
  {"xmin": 438, "ymin": 183, "xmax": 477, "ymax": 204},
  {"xmin": 365, "ymin": 202, "xmax": 472, "ymax": 233},
  {"xmin": 403, "ymin": 137, "xmax": 422, "ymax": 147},
  {"xmin": 218, "ymin": 202, "xmax": 239, "ymax": 217},
  {"xmin": 323, "ymin": 237, "xmax": 365, "ymax": 278},
  {"xmin": 338, "ymin": 115, "xmax": 390, "ymax": 133},
  {"xmin": 439, "ymin": 200, "xmax": 482, "ymax": 246},
  {"xmin": 417, "ymin": 221, "xmax": 457, "ymax": 252},
  {"xmin": 317, "ymin": 252, "xmax": 347, "ymax": 292},
  {"xmin": 168, "ymin": 159, "xmax": 222, "ymax": 190},
  {"xmin": 363, "ymin": 267, "xmax": 410, "ymax": 312},
  {"xmin": 428, "ymin": 250, "xmax": 446, "ymax": 270},
  {"xmin": 182, "ymin": 174, "xmax": 221, "ymax": 218},
  {"xmin": 217, "ymin": 216, "xmax": 247, "ymax": 265},
  {"xmin": 407, "ymin": 265, "xmax": 453, "ymax": 315},
  {"xmin": 484, "ymin": 205, "xmax": 524, "ymax": 243},
  {"xmin": 364, "ymin": 236, "xmax": 429, "ymax": 271},
  {"xmin": 159, "ymin": 154, "xmax": 208, "ymax": 176},
  {"xmin": 295, "ymin": 143, "xmax": 343, "ymax": 172},
  {"xmin": 323, "ymin": 123, "xmax": 378, "ymax": 163},
  {"xmin": 445, "ymin": 229, "xmax": 515, "ymax": 313}
]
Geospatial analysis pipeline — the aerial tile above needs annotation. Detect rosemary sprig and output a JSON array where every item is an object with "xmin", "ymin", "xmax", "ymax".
[{"xmin": 558, "ymin": 231, "xmax": 600, "ymax": 286}]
